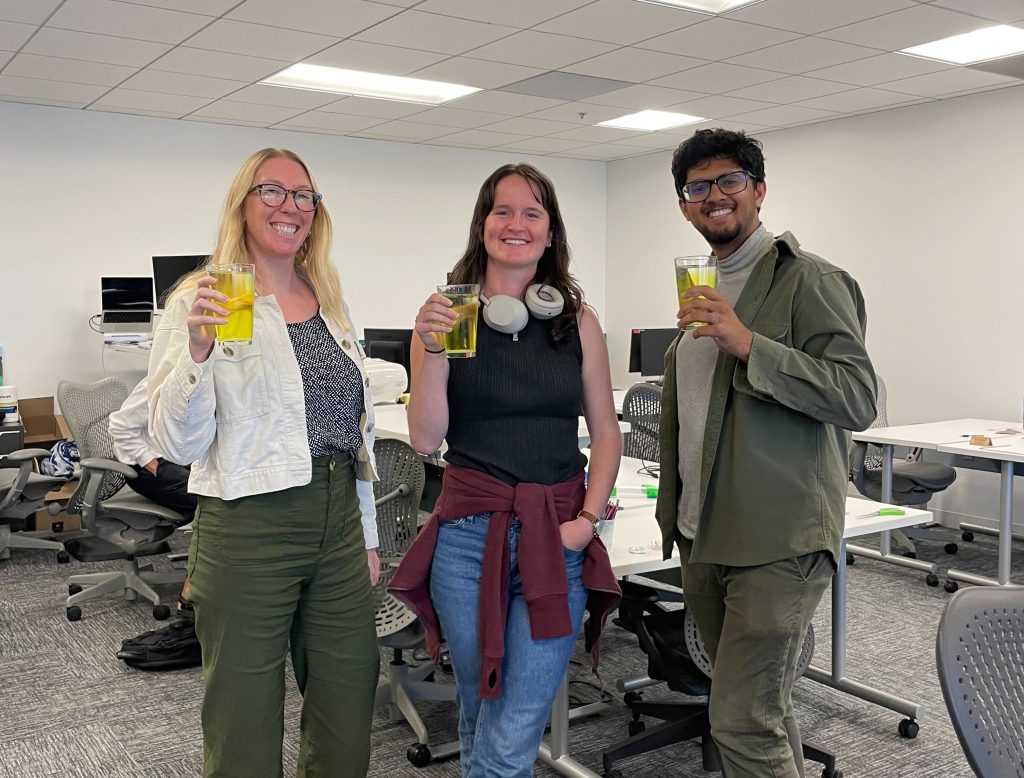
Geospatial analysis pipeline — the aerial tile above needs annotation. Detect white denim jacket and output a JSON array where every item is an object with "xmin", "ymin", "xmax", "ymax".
[{"xmin": 147, "ymin": 292, "xmax": 379, "ymax": 549}]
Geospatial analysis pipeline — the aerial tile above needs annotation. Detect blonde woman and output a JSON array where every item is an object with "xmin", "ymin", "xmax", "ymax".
[{"xmin": 147, "ymin": 148, "xmax": 380, "ymax": 777}]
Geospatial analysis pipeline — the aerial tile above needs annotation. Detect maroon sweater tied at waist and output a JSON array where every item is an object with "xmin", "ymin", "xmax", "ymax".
[{"xmin": 387, "ymin": 464, "xmax": 621, "ymax": 700}]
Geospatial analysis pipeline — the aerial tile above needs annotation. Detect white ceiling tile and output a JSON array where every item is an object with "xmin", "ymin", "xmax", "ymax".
[
  {"xmin": 821, "ymin": 4, "xmax": 994, "ymax": 50},
  {"xmin": 465, "ymin": 31, "xmax": 617, "ymax": 71},
  {"xmin": 686, "ymin": 118, "xmax": 775, "ymax": 133},
  {"xmin": 535, "ymin": 0, "xmax": 707, "ymax": 46},
  {"xmin": 727, "ymin": 103, "xmax": 839, "ymax": 125},
  {"xmin": 879, "ymin": 66, "xmax": 1018, "ymax": 96},
  {"xmin": 88, "ymin": 105, "xmax": 185, "ymax": 119},
  {"xmin": 150, "ymin": 47, "xmax": 289, "ymax": 81},
  {"xmin": 354, "ymin": 131, "xmax": 428, "ymax": 142},
  {"xmin": 358, "ymin": 119, "xmax": 455, "ymax": 139},
  {"xmin": 3, "ymin": 52, "xmax": 136, "ymax": 86},
  {"xmin": 367, "ymin": 0, "xmax": 421, "ymax": 6},
  {"xmin": 586, "ymin": 84, "xmax": 705, "ymax": 109},
  {"xmin": 724, "ymin": 0, "xmax": 914, "ymax": 35},
  {"xmin": 640, "ymin": 18, "xmax": 801, "ymax": 60},
  {"xmin": 118, "ymin": 0, "xmax": 241, "ymax": 14},
  {"xmin": 525, "ymin": 100, "xmax": 633, "ymax": 124},
  {"xmin": 667, "ymin": 93, "xmax": 777, "ymax": 118},
  {"xmin": 807, "ymin": 52, "xmax": 953, "ymax": 85},
  {"xmin": 227, "ymin": 83, "xmax": 340, "ymax": 109},
  {"xmin": 476, "ymin": 116, "xmax": 578, "ymax": 136},
  {"xmin": 427, "ymin": 128, "xmax": 531, "ymax": 147},
  {"xmin": 726, "ymin": 37, "xmax": 880, "ymax": 75},
  {"xmin": 608, "ymin": 131, "xmax": 686, "ymax": 149},
  {"xmin": 547, "ymin": 124, "xmax": 647, "ymax": 142},
  {"xmin": 565, "ymin": 47, "xmax": 706, "ymax": 83},
  {"xmin": 120, "ymin": 69, "xmax": 249, "ymax": 99},
  {"xmin": 447, "ymin": 90, "xmax": 564, "ymax": 116},
  {"xmin": 227, "ymin": 0, "xmax": 400, "ymax": 39},
  {"xmin": 185, "ymin": 115, "xmax": 271, "ymax": 128},
  {"xmin": 23, "ymin": 28, "xmax": 171, "ymax": 67},
  {"xmin": 0, "ymin": 50, "xmax": 12, "ymax": 68},
  {"xmin": 927, "ymin": 0, "xmax": 1024, "ymax": 23},
  {"xmin": 795, "ymin": 86, "xmax": 930, "ymax": 111},
  {"xmin": 183, "ymin": 19, "xmax": 340, "ymax": 60},
  {"xmin": 0, "ymin": 20, "xmax": 34, "ymax": 49},
  {"xmin": 355, "ymin": 11, "xmax": 517, "ymax": 55},
  {"xmin": 414, "ymin": 0, "xmax": 593, "ymax": 28},
  {"xmin": 47, "ymin": 0, "xmax": 213, "ymax": 44},
  {"xmin": 728, "ymin": 75, "xmax": 851, "ymax": 102},
  {"xmin": 190, "ymin": 99, "xmax": 305, "ymax": 123},
  {"xmin": 307, "ymin": 40, "xmax": 448, "ymax": 75},
  {"xmin": 425, "ymin": 135, "xmax": 490, "ymax": 148},
  {"xmin": 556, "ymin": 142, "xmax": 645, "ymax": 159},
  {"xmin": 92, "ymin": 87, "xmax": 212, "ymax": 114},
  {"xmin": 317, "ymin": 95, "xmax": 428, "ymax": 119},
  {"xmin": 0, "ymin": 0, "xmax": 62, "ymax": 24},
  {"xmin": 496, "ymin": 137, "xmax": 590, "ymax": 154},
  {"xmin": 411, "ymin": 57, "xmax": 544, "ymax": 90},
  {"xmin": 407, "ymin": 106, "xmax": 510, "ymax": 128},
  {"xmin": 0, "ymin": 73, "xmax": 106, "ymax": 103},
  {"xmin": 274, "ymin": 110, "xmax": 385, "ymax": 132},
  {"xmin": 651, "ymin": 62, "xmax": 781, "ymax": 93}
]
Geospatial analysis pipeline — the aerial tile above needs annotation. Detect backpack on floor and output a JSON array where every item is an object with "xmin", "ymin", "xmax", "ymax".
[{"xmin": 117, "ymin": 618, "xmax": 201, "ymax": 671}]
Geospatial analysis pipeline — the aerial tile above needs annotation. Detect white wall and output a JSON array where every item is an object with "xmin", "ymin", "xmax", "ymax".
[
  {"xmin": 606, "ymin": 83, "xmax": 1024, "ymax": 533},
  {"xmin": 0, "ymin": 101, "xmax": 606, "ymax": 396}
]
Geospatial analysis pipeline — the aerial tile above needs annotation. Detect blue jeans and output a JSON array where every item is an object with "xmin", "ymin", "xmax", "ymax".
[{"xmin": 430, "ymin": 513, "xmax": 587, "ymax": 778}]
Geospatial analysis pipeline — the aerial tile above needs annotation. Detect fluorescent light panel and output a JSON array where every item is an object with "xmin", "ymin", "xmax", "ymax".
[
  {"xmin": 634, "ymin": 0, "xmax": 765, "ymax": 14},
  {"xmin": 262, "ymin": 63, "xmax": 480, "ymax": 105},
  {"xmin": 900, "ymin": 25, "xmax": 1024, "ymax": 65},
  {"xmin": 598, "ymin": 110, "xmax": 706, "ymax": 131}
]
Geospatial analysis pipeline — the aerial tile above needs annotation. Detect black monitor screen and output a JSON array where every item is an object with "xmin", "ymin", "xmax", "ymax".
[
  {"xmin": 628, "ymin": 328, "xmax": 678, "ymax": 379},
  {"xmin": 153, "ymin": 255, "xmax": 207, "ymax": 307},
  {"xmin": 363, "ymin": 328, "xmax": 413, "ymax": 382},
  {"xmin": 101, "ymin": 277, "xmax": 154, "ymax": 311}
]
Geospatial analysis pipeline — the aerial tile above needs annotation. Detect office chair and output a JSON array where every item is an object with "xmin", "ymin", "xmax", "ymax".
[
  {"xmin": 621, "ymin": 382, "xmax": 662, "ymax": 464},
  {"xmin": 0, "ymin": 448, "xmax": 69, "ymax": 562},
  {"xmin": 57, "ymin": 378, "xmax": 187, "ymax": 622},
  {"xmin": 849, "ymin": 374, "xmax": 958, "ymax": 558},
  {"xmin": 603, "ymin": 575, "xmax": 841, "ymax": 778},
  {"xmin": 371, "ymin": 437, "xmax": 458, "ymax": 768},
  {"xmin": 936, "ymin": 585, "xmax": 1024, "ymax": 778}
]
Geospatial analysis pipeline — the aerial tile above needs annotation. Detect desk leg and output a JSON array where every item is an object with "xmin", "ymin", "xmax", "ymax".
[
  {"xmin": 948, "ymin": 460, "xmax": 1016, "ymax": 587},
  {"xmin": 805, "ymin": 539, "xmax": 925, "ymax": 725},
  {"xmin": 538, "ymin": 675, "xmax": 601, "ymax": 778},
  {"xmin": 847, "ymin": 445, "xmax": 938, "ymax": 576}
]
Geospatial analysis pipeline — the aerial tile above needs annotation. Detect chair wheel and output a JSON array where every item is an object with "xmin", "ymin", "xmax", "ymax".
[
  {"xmin": 66, "ymin": 606, "xmax": 82, "ymax": 622},
  {"xmin": 944, "ymin": 543, "xmax": 958, "ymax": 555},
  {"xmin": 628, "ymin": 719, "xmax": 646, "ymax": 736},
  {"xmin": 898, "ymin": 719, "xmax": 919, "ymax": 739},
  {"xmin": 823, "ymin": 769, "xmax": 843, "ymax": 778},
  {"xmin": 943, "ymin": 580, "xmax": 959, "ymax": 593},
  {"xmin": 153, "ymin": 604, "xmax": 171, "ymax": 620},
  {"xmin": 623, "ymin": 691, "xmax": 643, "ymax": 706},
  {"xmin": 845, "ymin": 552, "xmax": 854, "ymax": 566},
  {"xmin": 962, "ymin": 530, "xmax": 974, "ymax": 542},
  {"xmin": 406, "ymin": 743, "xmax": 431, "ymax": 767},
  {"xmin": 925, "ymin": 573, "xmax": 939, "ymax": 587},
  {"xmin": 69, "ymin": 583, "xmax": 83, "ymax": 595},
  {"xmin": 56, "ymin": 550, "xmax": 70, "ymax": 563}
]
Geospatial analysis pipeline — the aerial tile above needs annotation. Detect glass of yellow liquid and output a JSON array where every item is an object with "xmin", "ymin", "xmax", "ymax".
[
  {"xmin": 674, "ymin": 255, "xmax": 718, "ymax": 330},
  {"xmin": 437, "ymin": 284, "xmax": 480, "ymax": 358},
  {"xmin": 209, "ymin": 263, "xmax": 255, "ymax": 345}
]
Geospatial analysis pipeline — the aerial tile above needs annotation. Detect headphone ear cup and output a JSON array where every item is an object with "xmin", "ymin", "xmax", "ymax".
[
  {"xmin": 525, "ymin": 284, "xmax": 564, "ymax": 320},
  {"xmin": 481, "ymin": 295, "xmax": 529, "ymax": 334}
]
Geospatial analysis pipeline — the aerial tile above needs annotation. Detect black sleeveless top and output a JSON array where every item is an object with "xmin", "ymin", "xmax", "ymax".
[{"xmin": 444, "ymin": 311, "xmax": 587, "ymax": 486}]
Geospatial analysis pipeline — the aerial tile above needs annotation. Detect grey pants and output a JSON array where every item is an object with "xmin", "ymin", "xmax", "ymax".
[
  {"xmin": 188, "ymin": 454, "xmax": 379, "ymax": 778},
  {"xmin": 678, "ymin": 538, "xmax": 835, "ymax": 778}
]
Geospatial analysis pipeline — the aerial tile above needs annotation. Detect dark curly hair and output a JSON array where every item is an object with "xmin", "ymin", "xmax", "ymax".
[{"xmin": 671, "ymin": 128, "xmax": 766, "ymax": 200}]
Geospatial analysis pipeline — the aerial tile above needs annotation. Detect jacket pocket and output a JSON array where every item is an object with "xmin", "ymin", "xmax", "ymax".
[
  {"xmin": 212, "ymin": 344, "xmax": 270, "ymax": 423},
  {"xmin": 758, "ymin": 319, "xmax": 791, "ymax": 345}
]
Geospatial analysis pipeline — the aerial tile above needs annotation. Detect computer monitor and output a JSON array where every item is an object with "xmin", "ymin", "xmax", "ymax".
[
  {"xmin": 628, "ymin": 328, "xmax": 678, "ymax": 380},
  {"xmin": 362, "ymin": 328, "xmax": 413, "ymax": 380},
  {"xmin": 152, "ymin": 255, "xmax": 207, "ymax": 308}
]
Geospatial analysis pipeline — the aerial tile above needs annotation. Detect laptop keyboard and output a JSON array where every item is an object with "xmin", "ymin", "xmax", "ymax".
[{"xmin": 104, "ymin": 311, "xmax": 152, "ymax": 323}]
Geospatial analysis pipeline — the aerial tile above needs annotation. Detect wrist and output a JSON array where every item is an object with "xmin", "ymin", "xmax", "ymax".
[
  {"xmin": 423, "ymin": 344, "xmax": 445, "ymax": 354},
  {"xmin": 577, "ymin": 509, "xmax": 601, "ymax": 525}
]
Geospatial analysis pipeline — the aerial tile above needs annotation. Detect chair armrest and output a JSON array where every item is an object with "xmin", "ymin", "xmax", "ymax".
[
  {"xmin": 79, "ymin": 457, "xmax": 137, "ymax": 479},
  {"xmin": 374, "ymin": 483, "xmax": 409, "ymax": 508},
  {"xmin": 5, "ymin": 448, "xmax": 52, "ymax": 463},
  {"xmin": 0, "ymin": 448, "xmax": 52, "ymax": 513}
]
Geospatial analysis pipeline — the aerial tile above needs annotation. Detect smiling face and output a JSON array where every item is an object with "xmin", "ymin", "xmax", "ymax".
[
  {"xmin": 242, "ymin": 156, "xmax": 315, "ymax": 265},
  {"xmin": 482, "ymin": 174, "xmax": 553, "ymax": 271},
  {"xmin": 679, "ymin": 156, "xmax": 766, "ymax": 259}
]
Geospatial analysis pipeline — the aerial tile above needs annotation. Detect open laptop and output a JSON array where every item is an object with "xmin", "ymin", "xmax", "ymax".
[{"xmin": 100, "ymin": 276, "xmax": 154, "ymax": 337}]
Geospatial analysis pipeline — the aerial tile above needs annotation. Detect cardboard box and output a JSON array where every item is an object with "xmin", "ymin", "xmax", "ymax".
[
  {"xmin": 19, "ymin": 396, "xmax": 71, "ymax": 448},
  {"xmin": 29, "ymin": 480, "xmax": 81, "ymax": 534}
]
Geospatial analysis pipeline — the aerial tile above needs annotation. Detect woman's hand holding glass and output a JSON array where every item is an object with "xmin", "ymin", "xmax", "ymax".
[
  {"xmin": 187, "ymin": 275, "xmax": 229, "ymax": 364},
  {"xmin": 414, "ymin": 292, "xmax": 457, "ymax": 352}
]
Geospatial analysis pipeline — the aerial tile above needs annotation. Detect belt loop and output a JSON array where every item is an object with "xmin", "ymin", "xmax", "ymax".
[{"xmin": 329, "ymin": 456, "xmax": 336, "ymax": 471}]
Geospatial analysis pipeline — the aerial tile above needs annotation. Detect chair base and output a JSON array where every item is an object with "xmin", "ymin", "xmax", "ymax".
[
  {"xmin": 374, "ymin": 651, "xmax": 459, "ymax": 763},
  {"xmin": 67, "ymin": 557, "xmax": 185, "ymax": 611},
  {"xmin": 0, "ymin": 525, "xmax": 66, "ymax": 558}
]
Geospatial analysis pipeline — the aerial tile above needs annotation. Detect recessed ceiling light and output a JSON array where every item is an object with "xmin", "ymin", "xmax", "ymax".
[
  {"xmin": 598, "ymin": 110, "xmax": 706, "ymax": 131},
  {"xmin": 261, "ymin": 63, "xmax": 480, "ymax": 105},
  {"xmin": 634, "ymin": 0, "xmax": 766, "ymax": 14},
  {"xmin": 900, "ymin": 25, "xmax": 1024, "ymax": 65}
]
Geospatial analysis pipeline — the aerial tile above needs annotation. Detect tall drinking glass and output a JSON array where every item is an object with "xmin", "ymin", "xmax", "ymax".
[
  {"xmin": 209, "ymin": 263, "xmax": 255, "ymax": 345},
  {"xmin": 674, "ymin": 255, "xmax": 718, "ymax": 330},
  {"xmin": 437, "ymin": 284, "xmax": 480, "ymax": 358}
]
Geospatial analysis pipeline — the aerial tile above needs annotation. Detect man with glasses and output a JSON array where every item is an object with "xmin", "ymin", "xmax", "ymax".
[{"xmin": 655, "ymin": 128, "xmax": 877, "ymax": 777}]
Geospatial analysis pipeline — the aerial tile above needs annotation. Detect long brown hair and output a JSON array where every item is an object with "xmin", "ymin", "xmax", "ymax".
[{"xmin": 448, "ymin": 163, "xmax": 583, "ymax": 343}]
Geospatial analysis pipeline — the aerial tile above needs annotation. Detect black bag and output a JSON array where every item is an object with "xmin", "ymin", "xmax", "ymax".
[{"xmin": 117, "ymin": 618, "xmax": 201, "ymax": 671}]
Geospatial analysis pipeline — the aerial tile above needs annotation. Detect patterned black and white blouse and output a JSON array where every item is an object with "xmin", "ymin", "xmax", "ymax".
[{"xmin": 287, "ymin": 311, "xmax": 364, "ymax": 457}]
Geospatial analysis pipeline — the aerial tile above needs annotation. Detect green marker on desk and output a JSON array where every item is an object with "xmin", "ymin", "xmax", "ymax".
[{"xmin": 611, "ymin": 484, "xmax": 659, "ymax": 499}]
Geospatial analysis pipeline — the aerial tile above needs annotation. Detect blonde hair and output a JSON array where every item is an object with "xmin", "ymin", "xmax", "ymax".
[{"xmin": 169, "ymin": 148, "xmax": 349, "ymax": 330}]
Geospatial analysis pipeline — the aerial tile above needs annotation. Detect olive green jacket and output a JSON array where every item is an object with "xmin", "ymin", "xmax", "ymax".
[{"xmin": 655, "ymin": 232, "xmax": 877, "ymax": 566}]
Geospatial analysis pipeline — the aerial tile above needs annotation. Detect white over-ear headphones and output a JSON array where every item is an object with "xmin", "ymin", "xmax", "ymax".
[{"xmin": 480, "ymin": 283, "xmax": 564, "ymax": 335}]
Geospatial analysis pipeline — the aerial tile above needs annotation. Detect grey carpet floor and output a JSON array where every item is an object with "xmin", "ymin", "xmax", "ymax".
[{"xmin": 2, "ymin": 524, "xmax": 1017, "ymax": 778}]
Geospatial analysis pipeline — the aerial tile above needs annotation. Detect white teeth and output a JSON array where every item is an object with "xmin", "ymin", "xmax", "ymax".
[
  {"xmin": 708, "ymin": 208, "xmax": 732, "ymax": 218},
  {"xmin": 504, "ymin": 239, "xmax": 527, "ymax": 245},
  {"xmin": 271, "ymin": 223, "xmax": 298, "ymax": 235}
]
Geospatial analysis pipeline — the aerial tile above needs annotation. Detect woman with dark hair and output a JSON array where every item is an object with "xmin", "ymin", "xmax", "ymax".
[{"xmin": 390, "ymin": 163, "xmax": 621, "ymax": 776}]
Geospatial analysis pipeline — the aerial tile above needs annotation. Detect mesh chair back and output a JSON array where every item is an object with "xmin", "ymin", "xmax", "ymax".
[
  {"xmin": 622, "ymin": 382, "xmax": 662, "ymax": 463},
  {"xmin": 937, "ymin": 585, "xmax": 1024, "ymax": 778},
  {"xmin": 57, "ymin": 378, "xmax": 130, "ymax": 512},
  {"xmin": 863, "ymin": 374, "xmax": 889, "ymax": 471}
]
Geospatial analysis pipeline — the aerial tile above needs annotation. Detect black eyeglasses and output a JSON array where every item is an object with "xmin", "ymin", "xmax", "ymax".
[
  {"xmin": 681, "ymin": 170, "xmax": 756, "ymax": 203},
  {"xmin": 248, "ymin": 184, "xmax": 322, "ymax": 212}
]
